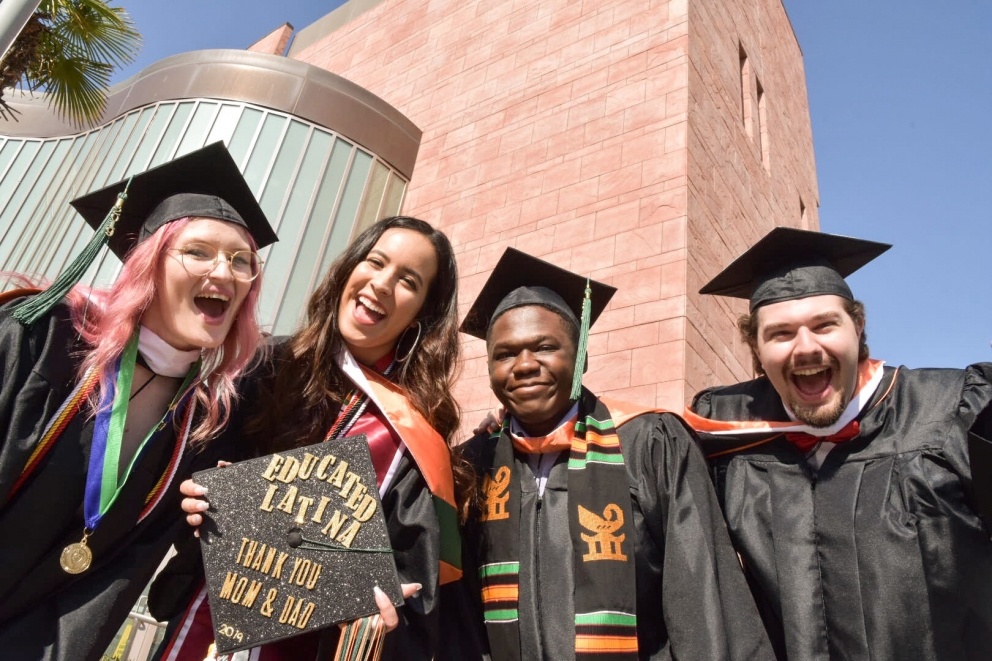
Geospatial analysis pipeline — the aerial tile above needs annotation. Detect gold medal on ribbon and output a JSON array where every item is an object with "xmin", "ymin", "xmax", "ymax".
[{"xmin": 60, "ymin": 531, "xmax": 93, "ymax": 574}]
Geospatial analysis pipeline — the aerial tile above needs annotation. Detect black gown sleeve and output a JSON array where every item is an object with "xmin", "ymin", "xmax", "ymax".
[
  {"xmin": 0, "ymin": 298, "xmax": 78, "ymax": 496},
  {"xmin": 620, "ymin": 413, "xmax": 774, "ymax": 660},
  {"xmin": 436, "ymin": 538, "xmax": 490, "ymax": 660},
  {"xmin": 963, "ymin": 363, "xmax": 992, "ymax": 533},
  {"xmin": 0, "ymin": 486, "xmax": 188, "ymax": 661},
  {"xmin": 374, "ymin": 450, "xmax": 442, "ymax": 660},
  {"xmin": 436, "ymin": 434, "xmax": 491, "ymax": 660}
]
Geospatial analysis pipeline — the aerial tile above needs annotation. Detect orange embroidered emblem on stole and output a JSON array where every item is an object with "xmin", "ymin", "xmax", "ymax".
[
  {"xmin": 480, "ymin": 465, "xmax": 511, "ymax": 522},
  {"xmin": 578, "ymin": 503, "xmax": 627, "ymax": 561}
]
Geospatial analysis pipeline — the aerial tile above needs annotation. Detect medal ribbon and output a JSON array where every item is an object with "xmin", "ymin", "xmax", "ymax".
[{"xmin": 83, "ymin": 333, "xmax": 198, "ymax": 532}]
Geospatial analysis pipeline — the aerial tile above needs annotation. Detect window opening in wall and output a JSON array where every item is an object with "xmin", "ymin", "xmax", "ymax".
[
  {"xmin": 740, "ymin": 44, "xmax": 753, "ymax": 139},
  {"xmin": 756, "ymin": 78, "xmax": 769, "ymax": 172},
  {"xmin": 799, "ymin": 197, "xmax": 807, "ymax": 228}
]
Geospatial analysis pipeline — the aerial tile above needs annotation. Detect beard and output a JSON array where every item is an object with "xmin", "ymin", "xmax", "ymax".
[{"xmin": 787, "ymin": 390, "xmax": 846, "ymax": 428}]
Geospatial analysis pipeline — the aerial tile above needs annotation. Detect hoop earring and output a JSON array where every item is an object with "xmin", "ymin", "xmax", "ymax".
[{"xmin": 394, "ymin": 321, "xmax": 422, "ymax": 363}]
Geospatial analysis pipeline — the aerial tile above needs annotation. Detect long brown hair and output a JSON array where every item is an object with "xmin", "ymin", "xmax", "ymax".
[{"xmin": 249, "ymin": 216, "xmax": 462, "ymax": 456}]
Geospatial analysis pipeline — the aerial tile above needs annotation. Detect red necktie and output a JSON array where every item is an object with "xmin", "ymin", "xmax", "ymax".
[{"xmin": 784, "ymin": 420, "xmax": 860, "ymax": 454}]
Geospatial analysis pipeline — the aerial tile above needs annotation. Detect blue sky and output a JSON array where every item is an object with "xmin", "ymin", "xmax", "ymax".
[
  {"xmin": 783, "ymin": 0, "xmax": 992, "ymax": 369},
  {"xmin": 116, "ymin": 0, "xmax": 991, "ymax": 369}
]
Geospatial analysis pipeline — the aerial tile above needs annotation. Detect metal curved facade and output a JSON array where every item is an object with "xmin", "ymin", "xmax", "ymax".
[{"xmin": 0, "ymin": 50, "xmax": 421, "ymax": 334}]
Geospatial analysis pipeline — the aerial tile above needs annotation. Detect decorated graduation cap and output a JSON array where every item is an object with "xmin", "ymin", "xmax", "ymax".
[
  {"xmin": 461, "ymin": 247, "xmax": 617, "ymax": 400},
  {"xmin": 12, "ymin": 142, "xmax": 276, "ymax": 325},
  {"xmin": 194, "ymin": 436, "xmax": 403, "ymax": 654},
  {"xmin": 699, "ymin": 227, "xmax": 891, "ymax": 312}
]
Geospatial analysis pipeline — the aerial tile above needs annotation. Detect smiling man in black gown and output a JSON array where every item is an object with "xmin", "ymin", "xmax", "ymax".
[
  {"xmin": 687, "ymin": 227, "xmax": 992, "ymax": 660},
  {"xmin": 443, "ymin": 248, "xmax": 771, "ymax": 660}
]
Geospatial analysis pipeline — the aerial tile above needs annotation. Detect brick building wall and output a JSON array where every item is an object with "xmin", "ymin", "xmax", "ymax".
[
  {"xmin": 288, "ymin": 0, "xmax": 817, "ymax": 434},
  {"xmin": 684, "ymin": 0, "xmax": 819, "ymax": 398}
]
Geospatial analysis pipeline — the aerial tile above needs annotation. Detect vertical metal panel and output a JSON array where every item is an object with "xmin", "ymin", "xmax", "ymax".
[
  {"xmin": 129, "ymin": 105, "xmax": 177, "ymax": 174},
  {"xmin": 226, "ymin": 107, "xmax": 264, "ymax": 166},
  {"xmin": 10, "ymin": 139, "xmax": 73, "ymax": 274},
  {"xmin": 355, "ymin": 160, "xmax": 389, "ymax": 235},
  {"xmin": 175, "ymin": 102, "xmax": 221, "ymax": 157},
  {"xmin": 149, "ymin": 103, "xmax": 195, "ymax": 167},
  {"xmin": 40, "ymin": 130, "xmax": 104, "ymax": 276},
  {"xmin": 242, "ymin": 115, "xmax": 287, "ymax": 201},
  {"xmin": 21, "ymin": 138, "xmax": 83, "ymax": 273},
  {"xmin": 300, "ymin": 137, "xmax": 354, "ymax": 297},
  {"xmin": 381, "ymin": 172, "xmax": 407, "ymax": 217},
  {"xmin": 4, "ymin": 141, "xmax": 59, "ymax": 273},
  {"xmin": 318, "ymin": 148, "xmax": 372, "ymax": 280},
  {"xmin": 0, "ymin": 140, "xmax": 42, "ymax": 267},
  {"xmin": 206, "ymin": 105, "xmax": 246, "ymax": 146},
  {"xmin": 271, "ymin": 130, "xmax": 335, "ymax": 335}
]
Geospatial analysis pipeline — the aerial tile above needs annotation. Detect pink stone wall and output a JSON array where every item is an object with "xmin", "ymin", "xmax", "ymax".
[
  {"xmin": 684, "ymin": 0, "xmax": 818, "ymax": 398},
  {"xmin": 288, "ymin": 0, "xmax": 816, "ymax": 435}
]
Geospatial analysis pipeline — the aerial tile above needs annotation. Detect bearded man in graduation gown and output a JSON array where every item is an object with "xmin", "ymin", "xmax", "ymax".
[
  {"xmin": 685, "ymin": 227, "xmax": 992, "ymax": 660},
  {"xmin": 442, "ymin": 248, "xmax": 772, "ymax": 660}
]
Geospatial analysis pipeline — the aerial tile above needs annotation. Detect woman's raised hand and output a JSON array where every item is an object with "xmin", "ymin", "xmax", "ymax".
[
  {"xmin": 180, "ymin": 461, "xmax": 230, "ymax": 530},
  {"xmin": 373, "ymin": 583, "xmax": 422, "ymax": 632}
]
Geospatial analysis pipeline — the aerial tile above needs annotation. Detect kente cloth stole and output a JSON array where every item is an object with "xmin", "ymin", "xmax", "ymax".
[{"xmin": 477, "ymin": 388, "xmax": 638, "ymax": 660}]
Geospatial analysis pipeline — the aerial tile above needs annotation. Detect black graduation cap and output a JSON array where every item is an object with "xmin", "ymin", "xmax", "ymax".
[
  {"xmin": 460, "ymin": 248, "xmax": 617, "ymax": 399},
  {"xmin": 12, "ymin": 142, "xmax": 276, "ymax": 326},
  {"xmin": 699, "ymin": 227, "xmax": 891, "ymax": 312},
  {"xmin": 460, "ymin": 247, "xmax": 616, "ymax": 340},
  {"xmin": 195, "ymin": 436, "xmax": 402, "ymax": 654},
  {"xmin": 70, "ymin": 141, "xmax": 277, "ymax": 257}
]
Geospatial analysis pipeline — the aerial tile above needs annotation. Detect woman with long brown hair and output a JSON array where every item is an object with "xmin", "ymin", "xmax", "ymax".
[{"xmin": 154, "ymin": 215, "xmax": 464, "ymax": 660}]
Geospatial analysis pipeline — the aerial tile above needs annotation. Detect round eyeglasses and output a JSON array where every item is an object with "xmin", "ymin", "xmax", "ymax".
[{"xmin": 169, "ymin": 243, "xmax": 263, "ymax": 282}]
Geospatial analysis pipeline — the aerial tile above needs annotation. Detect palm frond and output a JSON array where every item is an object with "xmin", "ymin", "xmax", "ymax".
[
  {"xmin": 18, "ymin": 0, "xmax": 143, "ymax": 125},
  {"xmin": 31, "ymin": 54, "xmax": 111, "ymax": 124},
  {"xmin": 46, "ymin": 0, "xmax": 141, "ymax": 66}
]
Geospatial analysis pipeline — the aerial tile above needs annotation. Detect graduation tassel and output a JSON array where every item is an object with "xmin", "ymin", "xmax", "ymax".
[
  {"xmin": 11, "ymin": 178, "xmax": 132, "ymax": 326},
  {"xmin": 570, "ymin": 278, "xmax": 592, "ymax": 401}
]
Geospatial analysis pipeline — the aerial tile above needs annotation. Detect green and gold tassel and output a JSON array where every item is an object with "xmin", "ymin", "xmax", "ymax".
[
  {"xmin": 570, "ymin": 278, "xmax": 592, "ymax": 401},
  {"xmin": 12, "ymin": 179, "xmax": 132, "ymax": 326}
]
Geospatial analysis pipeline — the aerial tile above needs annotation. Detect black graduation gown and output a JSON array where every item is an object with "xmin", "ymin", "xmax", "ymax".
[
  {"xmin": 148, "ymin": 340, "xmax": 443, "ymax": 660},
  {"xmin": 0, "ymin": 298, "xmax": 225, "ymax": 660},
  {"xmin": 691, "ymin": 363, "xmax": 992, "ymax": 660},
  {"xmin": 442, "ymin": 408, "xmax": 773, "ymax": 660}
]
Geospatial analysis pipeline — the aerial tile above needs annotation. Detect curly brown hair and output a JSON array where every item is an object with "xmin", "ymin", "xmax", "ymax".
[
  {"xmin": 737, "ymin": 298, "xmax": 869, "ymax": 376},
  {"xmin": 247, "ymin": 216, "xmax": 471, "ymax": 493}
]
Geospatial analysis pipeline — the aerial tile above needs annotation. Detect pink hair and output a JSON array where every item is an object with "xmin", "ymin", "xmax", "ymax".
[{"xmin": 67, "ymin": 217, "xmax": 264, "ymax": 445}]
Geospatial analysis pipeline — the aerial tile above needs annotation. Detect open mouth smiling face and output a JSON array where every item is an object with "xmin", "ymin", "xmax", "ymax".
[
  {"xmin": 353, "ymin": 294, "xmax": 387, "ymax": 324},
  {"xmin": 789, "ymin": 362, "xmax": 838, "ymax": 403},
  {"xmin": 337, "ymin": 228, "xmax": 438, "ymax": 366},
  {"xmin": 193, "ymin": 291, "xmax": 231, "ymax": 321},
  {"xmin": 755, "ymin": 295, "xmax": 863, "ymax": 428},
  {"xmin": 141, "ymin": 218, "xmax": 254, "ymax": 351}
]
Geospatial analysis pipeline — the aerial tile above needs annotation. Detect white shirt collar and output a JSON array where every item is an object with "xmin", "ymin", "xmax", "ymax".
[{"xmin": 138, "ymin": 326, "xmax": 200, "ymax": 377}]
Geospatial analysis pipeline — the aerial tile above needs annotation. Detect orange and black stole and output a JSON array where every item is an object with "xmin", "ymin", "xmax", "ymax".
[{"xmin": 476, "ymin": 388, "xmax": 639, "ymax": 659}]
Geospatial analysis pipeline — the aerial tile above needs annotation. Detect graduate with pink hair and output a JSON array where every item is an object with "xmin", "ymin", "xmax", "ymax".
[{"xmin": 0, "ymin": 143, "xmax": 276, "ymax": 660}]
